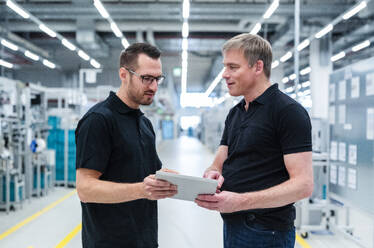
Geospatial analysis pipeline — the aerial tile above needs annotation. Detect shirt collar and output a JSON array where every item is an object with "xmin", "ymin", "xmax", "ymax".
[
  {"xmin": 254, "ymin": 83, "xmax": 278, "ymax": 105},
  {"xmin": 108, "ymin": 91, "xmax": 143, "ymax": 116},
  {"xmin": 238, "ymin": 83, "xmax": 278, "ymax": 109}
]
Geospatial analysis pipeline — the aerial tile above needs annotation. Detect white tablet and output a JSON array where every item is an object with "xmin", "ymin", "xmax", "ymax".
[{"xmin": 155, "ymin": 171, "xmax": 218, "ymax": 201}]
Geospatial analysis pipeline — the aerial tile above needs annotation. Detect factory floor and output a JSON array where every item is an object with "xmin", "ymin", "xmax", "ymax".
[{"xmin": 0, "ymin": 136, "xmax": 371, "ymax": 248}]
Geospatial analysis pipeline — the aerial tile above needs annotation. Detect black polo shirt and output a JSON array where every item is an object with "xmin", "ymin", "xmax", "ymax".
[
  {"xmin": 220, "ymin": 83, "xmax": 312, "ymax": 230},
  {"xmin": 75, "ymin": 91, "xmax": 162, "ymax": 248}
]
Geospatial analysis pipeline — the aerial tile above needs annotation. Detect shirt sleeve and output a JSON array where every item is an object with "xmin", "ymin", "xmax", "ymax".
[
  {"xmin": 220, "ymin": 115, "xmax": 230, "ymax": 146},
  {"xmin": 75, "ymin": 112, "xmax": 112, "ymax": 173},
  {"xmin": 277, "ymin": 103, "xmax": 312, "ymax": 155}
]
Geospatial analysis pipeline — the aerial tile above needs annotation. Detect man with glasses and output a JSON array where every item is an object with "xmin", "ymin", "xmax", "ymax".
[{"xmin": 75, "ymin": 43, "xmax": 177, "ymax": 248}]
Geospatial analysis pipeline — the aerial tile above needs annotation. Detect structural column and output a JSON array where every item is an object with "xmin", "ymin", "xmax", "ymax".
[{"xmin": 309, "ymin": 35, "xmax": 332, "ymax": 119}]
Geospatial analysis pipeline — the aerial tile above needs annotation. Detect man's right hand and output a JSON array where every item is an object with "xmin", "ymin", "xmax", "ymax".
[
  {"xmin": 142, "ymin": 174, "xmax": 177, "ymax": 200},
  {"xmin": 203, "ymin": 170, "xmax": 224, "ymax": 190}
]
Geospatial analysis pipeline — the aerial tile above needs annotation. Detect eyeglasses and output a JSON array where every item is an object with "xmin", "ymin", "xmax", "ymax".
[{"xmin": 125, "ymin": 68, "xmax": 165, "ymax": 85}]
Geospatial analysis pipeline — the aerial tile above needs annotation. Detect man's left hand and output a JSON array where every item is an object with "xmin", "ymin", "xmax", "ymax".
[{"xmin": 195, "ymin": 191, "xmax": 244, "ymax": 213}]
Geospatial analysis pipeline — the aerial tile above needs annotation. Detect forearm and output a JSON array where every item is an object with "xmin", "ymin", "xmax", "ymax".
[
  {"xmin": 77, "ymin": 178, "xmax": 146, "ymax": 204},
  {"xmin": 238, "ymin": 177, "xmax": 313, "ymax": 210},
  {"xmin": 205, "ymin": 145, "xmax": 227, "ymax": 174}
]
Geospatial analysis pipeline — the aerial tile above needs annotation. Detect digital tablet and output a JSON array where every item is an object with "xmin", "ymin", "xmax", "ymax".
[{"xmin": 155, "ymin": 171, "xmax": 218, "ymax": 201}]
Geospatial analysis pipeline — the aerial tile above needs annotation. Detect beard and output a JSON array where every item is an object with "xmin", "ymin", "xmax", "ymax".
[{"xmin": 128, "ymin": 76, "xmax": 155, "ymax": 106}]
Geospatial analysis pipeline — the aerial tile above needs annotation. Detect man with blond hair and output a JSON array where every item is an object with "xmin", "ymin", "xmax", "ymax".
[{"xmin": 196, "ymin": 33, "xmax": 313, "ymax": 248}]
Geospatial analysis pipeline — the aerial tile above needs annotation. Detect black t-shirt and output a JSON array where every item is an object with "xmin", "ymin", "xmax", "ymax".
[
  {"xmin": 75, "ymin": 92, "xmax": 162, "ymax": 248},
  {"xmin": 220, "ymin": 83, "xmax": 312, "ymax": 230}
]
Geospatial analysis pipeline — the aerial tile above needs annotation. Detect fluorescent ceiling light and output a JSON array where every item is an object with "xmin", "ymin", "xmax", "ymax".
[
  {"xmin": 280, "ymin": 51, "xmax": 292, "ymax": 62},
  {"xmin": 331, "ymin": 51, "xmax": 345, "ymax": 62},
  {"xmin": 285, "ymin": 87, "xmax": 293, "ymax": 93},
  {"xmin": 289, "ymin": 73, "xmax": 296, "ymax": 80},
  {"xmin": 1, "ymin": 39, "xmax": 18, "ymax": 51},
  {"xmin": 0, "ymin": 59, "xmax": 14, "ymax": 69},
  {"xmin": 61, "ymin": 39, "xmax": 76, "ymax": 51},
  {"xmin": 182, "ymin": 38, "xmax": 188, "ymax": 51},
  {"xmin": 204, "ymin": 69, "xmax": 224, "ymax": 97},
  {"xmin": 250, "ymin": 23, "xmax": 261, "ymax": 35},
  {"xmin": 43, "ymin": 59, "xmax": 56, "ymax": 69},
  {"xmin": 78, "ymin": 50, "xmax": 90, "ymax": 61},
  {"xmin": 302, "ymin": 81, "xmax": 311, "ymax": 87},
  {"xmin": 343, "ymin": 1, "xmax": 367, "ymax": 20},
  {"xmin": 282, "ymin": 77, "xmax": 289, "ymax": 83},
  {"xmin": 315, "ymin": 24, "xmax": 333, "ymax": 39},
  {"xmin": 39, "ymin": 24, "xmax": 56, "ymax": 38},
  {"xmin": 93, "ymin": 0, "xmax": 109, "ymax": 19},
  {"xmin": 181, "ymin": 71, "xmax": 187, "ymax": 94},
  {"xmin": 263, "ymin": 0, "xmax": 279, "ymax": 19},
  {"xmin": 352, "ymin": 40, "xmax": 370, "ymax": 52},
  {"xmin": 182, "ymin": 50, "xmax": 188, "ymax": 61},
  {"xmin": 297, "ymin": 39, "xmax": 310, "ymax": 51},
  {"xmin": 183, "ymin": 0, "xmax": 190, "ymax": 19},
  {"xmin": 90, "ymin": 59, "xmax": 101, "ymax": 69},
  {"xmin": 182, "ymin": 22, "xmax": 189, "ymax": 38},
  {"xmin": 303, "ymin": 89, "xmax": 311, "ymax": 95},
  {"xmin": 271, "ymin": 60, "xmax": 279, "ymax": 69},
  {"xmin": 300, "ymin": 66, "xmax": 311, "ymax": 75},
  {"xmin": 6, "ymin": 0, "xmax": 30, "ymax": 19},
  {"xmin": 24, "ymin": 50, "xmax": 39, "ymax": 61},
  {"xmin": 110, "ymin": 22, "xmax": 122, "ymax": 38},
  {"xmin": 121, "ymin": 38, "xmax": 129, "ymax": 49}
]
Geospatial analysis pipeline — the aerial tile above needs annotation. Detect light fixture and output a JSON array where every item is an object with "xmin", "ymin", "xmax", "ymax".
[
  {"xmin": 6, "ymin": 0, "xmax": 29, "ymax": 19},
  {"xmin": 61, "ymin": 39, "xmax": 76, "ymax": 51},
  {"xmin": 24, "ymin": 50, "xmax": 39, "ymax": 61},
  {"xmin": 110, "ymin": 22, "xmax": 122, "ymax": 38},
  {"xmin": 43, "ymin": 59, "xmax": 56, "ymax": 69},
  {"xmin": 352, "ymin": 40, "xmax": 370, "ymax": 52},
  {"xmin": 204, "ymin": 69, "xmax": 224, "ymax": 97},
  {"xmin": 282, "ymin": 77, "xmax": 289, "ymax": 83},
  {"xmin": 343, "ymin": 1, "xmax": 367, "ymax": 20},
  {"xmin": 285, "ymin": 87, "xmax": 293, "ymax": 93},
  {"xmin": 182, "ymin": 38, "xmax": 188, "ymax": 51},
  {"xmin": 263, "ymin": 0, "xmax": 279, "ymax": 19},
  {"xmin": 302, "ymin": 81, "xmax": 311, "ymax": 87},
  {"xmin": 289, "ymin": 73, "xmax": 296, "ymax": 80},
  {"xmin": 90, "ymin": 59, "xmax": 101, "ymax": 69},
  {"xmin": 0, "ymin": 59, "xmax": 14, "ymax": 69},
  {"xmin": 250, "ymin": 23, "xmax": 261, "ymax": 35},
  {"xmin": 121, "ymin": 38, "xmax": 129, "ymax": 49},
  {"xmin": 182, "ymin": 50, "xmax": 188, "ymax": 61},
  {"xmin": 39, "ymin": 24, "xmax": 56, "ymax": 38},
  {"xmin": 182, "ymin": 22, "xmax": 189, "ymax": 38},
  {"xmin": 78, "ymin": 50, "xmax": 90, "ymax": 61},
  {"xmin": 315, "ymin": 24, "xmax": 333, "ymax": 39},
  {"xmin": 297, "ymin": 39, "xmax": 310, "ymax": 51},
  {"xmin": 183, "ymin": 0, "xmax": 190, "ymax": 19},
  {"xmin": 331, "ymin": 51, "xmax": 345, "ymax": 62},
  {"xmin": 300, "ymin": 66, "xmax": 311, "ymax": 75},
  {"xmin": 1, "ymin": 39, "xmax": 18, "ymax": 51},
  {"xmin": 93, "ymin": 0, "xmax": 109, "ymax": 19},
  {"xmin": 280, "ymin": 51, "xmax": 292, "ymax": 62},
  {"xmin": 271, "ymin": 60, "xmax": 279, "ymax": 69}
]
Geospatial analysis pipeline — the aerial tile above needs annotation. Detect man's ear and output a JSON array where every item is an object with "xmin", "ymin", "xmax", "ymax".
[
  {"xmin": 255, "ymin": 60, "xmax": 264, "ymax": 75},
  {"xmin": 119, "ymin": 67, "xmax": 127, "ymax": 82}
]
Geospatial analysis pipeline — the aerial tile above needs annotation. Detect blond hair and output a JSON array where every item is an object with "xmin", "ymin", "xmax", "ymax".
[{"xmin": 222, "ymin": 33, "xmax": 273, "ymax": 78}]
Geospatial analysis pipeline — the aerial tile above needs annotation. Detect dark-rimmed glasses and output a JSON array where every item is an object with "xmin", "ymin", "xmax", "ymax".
[{"xmin": 125, "ymin": 68, "xmax": 165, "ymax": 85}]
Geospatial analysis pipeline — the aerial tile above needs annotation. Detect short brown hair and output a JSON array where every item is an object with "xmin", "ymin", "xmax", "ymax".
[
  {"xmin": 119, "ymin": 43, "xmax": 161, "ymax": 70},
  {"xmin": 222, "ymin": 34, "xmax": 272, "ymax": 78}
]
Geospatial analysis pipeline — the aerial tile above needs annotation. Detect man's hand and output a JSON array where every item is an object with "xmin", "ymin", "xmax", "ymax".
[
  {"xmin": 160, "ymin": 168, "xmax": 179, "ymax": 174},
  {"xmin": 142, "ymin": 174, "xmax": 177, "ymax": 200},
  {"xmin": 195, "ymin": 191, "xmax": 244, "ymax": 213},
  {"xmin": 204, "ymin": 170, "xmax": 224, "ymax": 190}
]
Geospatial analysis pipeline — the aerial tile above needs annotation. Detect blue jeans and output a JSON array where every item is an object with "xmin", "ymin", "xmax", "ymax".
[{"xmin": 223, "ymin": 215, "xmax": 295, "ymax": 248}]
